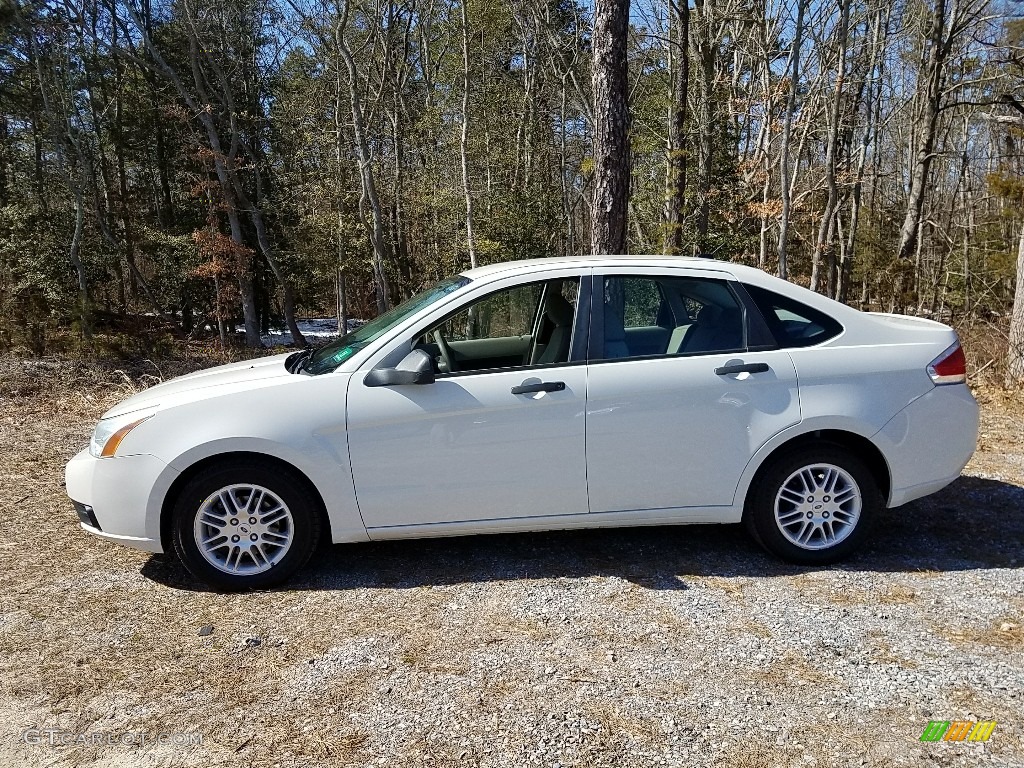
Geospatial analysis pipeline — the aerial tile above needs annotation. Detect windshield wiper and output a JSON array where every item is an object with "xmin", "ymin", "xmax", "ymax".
[{"xmin": 285, "ymin": 349, "xmax": 312, "ymax": 374}]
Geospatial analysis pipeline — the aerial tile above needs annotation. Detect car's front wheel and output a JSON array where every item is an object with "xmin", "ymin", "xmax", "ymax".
[
  {"xmin": 171, "ymin": 460, "xmax": 321, "ymax": 590},
  {"xmin": 745, "ymin": 447, "xmax": 879, "ymax": 565}
]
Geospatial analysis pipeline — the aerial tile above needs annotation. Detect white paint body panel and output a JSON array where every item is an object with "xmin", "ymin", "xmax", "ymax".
[
  {"xmin": 874, "ymin": 383, "xmax": 979, "ymax": 506},
  {"xmin": 66, "ymin": 367, "xmax": 369, "ymax": 553},
  {"xmin": 585, "ymin": 351, "xmax": 800, "ymax": 511},
  {"xmin": 347, "ymin": 366, "xmax": 588, "ymax": 529},
  {"xmin": 65, "ymin": 449, "xmax": 173, "ymax": 552},
  {"xmin": 62, "ymin": 256, "xmax": 979, "ymax": 557}
]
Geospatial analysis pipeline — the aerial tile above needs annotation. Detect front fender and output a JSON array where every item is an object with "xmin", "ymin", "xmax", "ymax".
[{"xmin": 162, "ymin": 437, "xmax": 369, "ymax": 544}]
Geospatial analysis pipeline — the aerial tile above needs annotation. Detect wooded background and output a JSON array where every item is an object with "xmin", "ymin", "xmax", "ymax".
[{"xmin": 1, "ymin": 0, "xmax": 1023, "ymax": 380}]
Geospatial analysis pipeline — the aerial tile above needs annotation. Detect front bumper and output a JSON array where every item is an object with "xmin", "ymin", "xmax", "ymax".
[{"xmin": 64, "ymin": 449, "xmax": 179, "ymax": 554}]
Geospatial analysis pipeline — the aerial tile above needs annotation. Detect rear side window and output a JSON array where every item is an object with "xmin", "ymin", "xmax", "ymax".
[
  {"xmin": 744, "ymin": 285, "xmax": 843, "ymax": 348},
  {"xmin": 600, "ymin": 275, "xmax": 745, "ymax": 359}
]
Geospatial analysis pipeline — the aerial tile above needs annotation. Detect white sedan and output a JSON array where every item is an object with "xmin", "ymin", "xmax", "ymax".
[{"xmin": 65, "ymin": 257, "xmax": 979, "ymax": 589}]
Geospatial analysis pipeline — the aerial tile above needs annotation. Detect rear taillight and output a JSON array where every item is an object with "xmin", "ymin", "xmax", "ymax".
[{"xmin": 927, "ymin": 341, "xmax": 966, "ymax": 385}]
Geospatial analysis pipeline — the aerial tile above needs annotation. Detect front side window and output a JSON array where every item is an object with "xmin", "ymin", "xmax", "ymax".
[
  {"xmin": 600, "ymin": 275, "xmax": 745, "ymax": 360},
  {"xmin": 419, "ymin": 279, "xmax": 580, "ymax": 374},
  {"xmin": 436, "ymin": 283, "xmax": 543, "ymax": 342}
]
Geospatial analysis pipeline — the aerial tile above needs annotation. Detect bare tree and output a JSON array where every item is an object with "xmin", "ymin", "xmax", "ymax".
[
  {"xmin": 334, "ymin": 0, "xmax": 393, "ymax": 312},
  {"xmin": 460, "ymin": 0, "xmax": 477, "ymax": 269},
  {"xmin": 591, "ymin": 0, "xmax": 631, "ymax": 255},
  {"xmin": 690, "ymin": 0, "xmax": 717, "ymax": 253},
  {"xmin": 809, "ymin": 0, "xmax": 850, "ymax": 295},
  {"xmin": 896, "ymin": 0, "xmax": 990, "ymax": 263},
  {"xmin": 122, "ymin": 0, "xmax": 271, "ymax": 346},
  {"xmin": 776, "ymin": 0, "xmax": 807, "ymax": 280},
  {"xmin": 663, "ymin": 0, "xmax": 689, "ymax": 255},
  {"xmin": 13, "ymin": 2, "xmax": 93, "ymax": 338},
  {"xmin": 838, "ymin": 2, "xmax": 890, "ymax": 303},
  {"xmin": 1009, "ymin": 223, "xmax": 1024, "ymax": 386}
]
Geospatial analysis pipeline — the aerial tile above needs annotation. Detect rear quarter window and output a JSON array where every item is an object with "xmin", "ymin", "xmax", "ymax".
[{"xmin": 744, "ymin": 285, "xmax": 843, "ymax": 348}]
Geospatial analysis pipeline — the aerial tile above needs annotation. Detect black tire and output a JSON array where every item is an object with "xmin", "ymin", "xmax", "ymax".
[
  {"xmin": 744, "ymin": 446, "xmax": 879, "ymax": 565},
  {"xmin": 171, "ymin": 460, "xmax": 321, "ymax": 590}
]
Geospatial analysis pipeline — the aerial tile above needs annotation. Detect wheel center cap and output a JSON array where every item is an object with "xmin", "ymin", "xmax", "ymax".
[{"xmin": 241, "ymin": 526, "xmax": 249, "ymax": 533}]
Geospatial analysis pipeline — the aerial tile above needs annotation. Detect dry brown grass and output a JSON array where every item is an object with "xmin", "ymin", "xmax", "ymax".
[
  {"xmin": 867, "ymin": 637, "xmax": 920, "ymax": 670},
  {"xmin": 695, "ymin": 575, "xmax": 748, "ymax": 598},
  {"xmin": 785, "ymin": 574, "xmax": 920, "ymax": 607},
  {"xmin": 718, "ymin": 719, "xmax": 877, "ymax": 768},
  {"xmin": 940, "ymin": 618, "xmax": 1024, "ymax": 650},
  {"xmin": 747, "ymin": 649, "xmax": 836, "ymax": 690}
]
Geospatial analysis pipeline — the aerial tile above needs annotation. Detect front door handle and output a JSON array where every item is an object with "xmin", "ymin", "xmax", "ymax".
[
  {"xmin": 511, "ymin": 381, "xmax": 566, "ymax": 395},
  {"xmin": 715, "ymin": 362, "xmax": 769, "ymax": 376}
]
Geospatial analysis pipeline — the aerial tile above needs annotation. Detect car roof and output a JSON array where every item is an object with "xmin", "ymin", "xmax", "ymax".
[
  {"xmin": 460, "ymin": 255, "xmax": 747, "ymax": 279},
  {"xmin": 460, "ymin": 255, "xmax": 782, "ymax": 285}
]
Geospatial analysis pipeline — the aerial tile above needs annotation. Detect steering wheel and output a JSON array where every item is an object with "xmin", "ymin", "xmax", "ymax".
[{"xmin": 432, "ymin": 329, "xmax": 457, "ymax": 373}]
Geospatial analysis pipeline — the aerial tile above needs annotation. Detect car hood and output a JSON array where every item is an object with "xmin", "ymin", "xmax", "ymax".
[{"xmin": 102, "ymin": 353, "xmax": 294, "ymax": 419}]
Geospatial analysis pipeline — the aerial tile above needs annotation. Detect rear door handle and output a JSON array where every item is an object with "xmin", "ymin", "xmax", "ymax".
[
  {"xmin": 511, "ymin": 381, "xmax": 566, "ymax": 395},
  {"xmin": 715, "ymin": 362, "xmax": 769, "ymax": 376}
]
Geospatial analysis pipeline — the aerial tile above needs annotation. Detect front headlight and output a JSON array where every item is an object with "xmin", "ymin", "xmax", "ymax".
[{"xmin": 89, "ymin": 408, "xmax": 157, "ymax": 458}]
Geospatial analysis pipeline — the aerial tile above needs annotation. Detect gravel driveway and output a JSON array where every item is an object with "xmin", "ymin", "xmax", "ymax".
[{"xmin": 0, "ymin": 361, "xmax": 1021, "ymax": 767}]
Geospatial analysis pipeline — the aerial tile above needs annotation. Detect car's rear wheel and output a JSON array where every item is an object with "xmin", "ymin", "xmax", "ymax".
[
  {"xmin": 171, "ymin": 460, "xmax": 321, "ymax": 590},
  {"xmin": 745, "ymin": 447, "xmax": 879, "ymax": 565}
]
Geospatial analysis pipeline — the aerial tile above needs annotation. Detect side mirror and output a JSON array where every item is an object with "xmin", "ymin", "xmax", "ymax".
[{"xmin": 363, "ymin": 348, "xmax": 436, "ymax": 387}]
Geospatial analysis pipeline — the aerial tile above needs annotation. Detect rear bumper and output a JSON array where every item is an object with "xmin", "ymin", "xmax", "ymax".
[
  {"xmin": 65, "ymin": 449, "xmax": 179, "ymax": 554},
  {"xmin": 875, "ymin": 384, "xmax": 979, "ymax": 507},
  {"xmin": 887, "ymin": 475, "xmax": 963, "ymax": 508}
]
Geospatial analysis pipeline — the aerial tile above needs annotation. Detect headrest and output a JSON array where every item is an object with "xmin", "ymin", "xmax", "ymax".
[
  {"xmin": 545, "ymin": 293, "xmax": 574, "ymax": 326},
  {"xmin": 696, "ymin": 304, "xmax": 723, "ymax": 324}
]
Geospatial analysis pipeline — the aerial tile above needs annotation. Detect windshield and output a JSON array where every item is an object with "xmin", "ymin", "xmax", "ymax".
[{"xmin": 304, "ymin": 276, "xmax": 472, "ymax": 375}]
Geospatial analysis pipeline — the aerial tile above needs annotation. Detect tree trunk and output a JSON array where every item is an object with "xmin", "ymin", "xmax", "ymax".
[
  {"xmin": 460, "ymin": 0, "xmax": 477, "ymax": 268},
  {"xmin": 223, "ymin": 156, "xmax": 305, "ymax": 346},
  {"xmin": 84, "ymin": 4, "xmax": 171, "ymax": 324},
  {"xmin": 810, "ymin": 0, "xmax": 850, "ymax": 295},
  {"xmin": 213, "ymin": 273, "xmax": 229, "ymax": 346},
  {"xmin": 590, "ymin": 0, "xmax": 631, "ymax": 256},
  {"xmin": 337, "ymin": 268, "xmax": 348, "ymax": 338},
  {"xmin": 196, "ymin": 137, "xmax": 259, "ymax": 346},
  {"xmin": 692, "ymin": 0, "xmax": 715, "ymax": 253},
  {"xmin": 559, "ymin": 79, "xmax": 574, "ymax": 255},
  {"xmin": 896, "ymin": 0, "xmax": 949, "ymax": 262},
  {"xmin": 187, "ymin": 11, "xmax": 303, "ymax": 347},
  {"xmin": 840, "ymin": 5, "xmax": 889, "ymax": 304},
  {"xmin": 69, "ymin": 187, "xmax": 92, "ymax": 340},
  {"xmin": 334, "ymin": 21, "xmax": 348, "ymax": 336},
  {"xmin": 16, "ymin": 3, "xmax": 92, "ymax": 338},
  {"xmin": 140, "ymin": 0, "xmax": 174, "ymax": 227},
  {"xmin": 664, "ymin": 0, "xmax": 689, "ymax": 255},
  {"xmin": 124, "ymin": 4, "xmax": 260, "ymax": 345},
  {"xmin": 1006, "ymin": 224, "xmax": 1024, "ymax": 386},
  {"xmin": 0, "ymin": 117, "xmax": 7, "ymax": 205},
  {"xmin": 336, "ymin": 6, "xmax": 392, "ymax": 313},
  {"xmin": 249, "ymin": 199, "xmax": 306, "ymax": 347},
  {"xmin": 776, "ymin": 0, "xmax": 806, "ymax": 280}
]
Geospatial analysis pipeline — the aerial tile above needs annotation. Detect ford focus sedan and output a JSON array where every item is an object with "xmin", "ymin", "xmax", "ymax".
[{"xmin": 65, "ymin": 256, "xmax": 979, "ymax": 589}]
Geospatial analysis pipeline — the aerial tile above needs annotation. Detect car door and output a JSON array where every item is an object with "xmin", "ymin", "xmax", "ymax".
[
  {"xmin": 346, "ymin": 273, "xmax": 591, "ymax": 530},
  {"xmin": 585, "ymin": 267, "xmax": 801, "ymax": 513}
]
